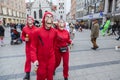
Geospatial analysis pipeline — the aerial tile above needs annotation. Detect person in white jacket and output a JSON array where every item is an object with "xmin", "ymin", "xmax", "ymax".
[{"xmin": 65, "ymin": 22, "xmax": 70, "ymax": 32}]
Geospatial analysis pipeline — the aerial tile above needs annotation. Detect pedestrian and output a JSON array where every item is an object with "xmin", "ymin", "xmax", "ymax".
[
  {"xmin": 30, "ymin": 11, "xmax": 57, "ymax": 80},
  {"xmin": 65, "ymin": 22, "xmax": 70, "ymax": 32},
  {"xmin": 21, "ymin": 16, "xmax": 37, "ymax": 80},
  {"xmin": 109, "ymin": 21, "xmax": 117, "ymax": 36},
  {"xmin": 75, "ymin": 21, "xmax": 79, "ymax": 31},
  {"xmin": 101, "ymin": 17, "xmax": 111, "ymax": 36},
  {"xmin": 79, "ymin": 20, "xmax": 84, "ymax": 32},
  {"xmin": 91, "ymin": 19, "xmax": 99, "ymax": 50},
  {"xmin": 54, "ymin": 19, "xmax": 71, "ymax": 80},
  {"xmin": 69, "ymin": 23, "xmax": 76, "ymax": 45},
  {"xmin": 116, "ymin": 23, "xmax": 120, "ymax": 40},
  {"xmin": 0, "ymin": 20, "xmax": 5, "ymax": 47}
]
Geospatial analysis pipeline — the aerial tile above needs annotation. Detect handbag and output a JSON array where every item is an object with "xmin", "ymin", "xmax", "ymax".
[{"xmin": 59, "ymin": 47, "xmax": 68, "ymax": 53}]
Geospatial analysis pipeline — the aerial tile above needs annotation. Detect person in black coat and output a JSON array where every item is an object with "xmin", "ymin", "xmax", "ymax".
[
  {"xmin": 116, "ymin": 23, "xmax": 120, "ymax": 40},
  {"xmin": 0, "ymin": 21, "xmax": 5, "ymax": 46}
]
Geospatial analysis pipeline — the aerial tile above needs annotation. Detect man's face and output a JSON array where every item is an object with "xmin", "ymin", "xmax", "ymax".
[
  {"xmin": 45, "ymin": 14, "xmax": 53, "ymax": 28},
  {"xmin": 27, "ymin": 18, "xmax": 33, "ymax": 26},
  {"xmin": 59, "ymin": 20, "xmax": 64, "ymax": 28},
  {"xmin": 93, "ymin": 20, "xmax": 97, "ymax": 24}
]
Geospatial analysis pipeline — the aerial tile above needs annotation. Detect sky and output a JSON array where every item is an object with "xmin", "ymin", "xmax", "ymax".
[{"xmin": 25, "ymin": 0, "xmax": 71, "ymax": 14}]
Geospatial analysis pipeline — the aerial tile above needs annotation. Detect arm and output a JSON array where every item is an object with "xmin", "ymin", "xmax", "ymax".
[
  {"xmin": 67, "ymin": 32, "xmax": 72, "ymax": 44},
  {"xmin": 2, "ymin": 26, "xmax": 5, "ymax": 32},
  {"xmin": 91, "ymin": 25, "xmax": 95, "ymax": 37},
  {"xmin": 54, "ymin": 30, "xmax": 58, "ymax": 50},
  {"xmin": 21, "ymin": 28, "xmax": 26, "ymax": 41},
  {"xmin": 30, "ymin": 30, "xmax": 38, "ymax": 63}
]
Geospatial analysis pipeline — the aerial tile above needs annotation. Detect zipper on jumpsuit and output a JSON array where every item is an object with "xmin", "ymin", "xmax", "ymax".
[{"xmin": 46, "ymin": 30, "xmax": 50, "ymax": 77}]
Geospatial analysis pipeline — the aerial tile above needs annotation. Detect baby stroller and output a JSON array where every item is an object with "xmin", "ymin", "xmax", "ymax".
[{"xmin": 10, "ymin": 28, "xmax": 22, "ymax": 45}]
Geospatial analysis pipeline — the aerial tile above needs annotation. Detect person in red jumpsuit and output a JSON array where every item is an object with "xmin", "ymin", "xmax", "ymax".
[
  {"xmin": 21, "ymin": 16, "xmax": 37, "ymax": 80},
  {"xmin": 54, "ymin": 20, "xmax": 71, "ymax": 80},
  {"xmin": 31, "ymin": 11, "xmax": 57, "ymax": 80}
]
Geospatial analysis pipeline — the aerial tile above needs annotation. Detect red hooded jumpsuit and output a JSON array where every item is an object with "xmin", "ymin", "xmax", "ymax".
[
  {"xmin": 21, "ymin": 17, "xmax": 37, "ymax": 73},
  {"xmin": 55, "ymin": 27, "xmax": 71, "ymax": 78},
  {"xmin": 31, "ymin": 12, "xmax": 57, "ymax": 80}
]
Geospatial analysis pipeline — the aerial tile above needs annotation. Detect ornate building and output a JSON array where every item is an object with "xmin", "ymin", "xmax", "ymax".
[{"xmin": 0, "ymin": 0, "xmax": 26, "ymax": 25}]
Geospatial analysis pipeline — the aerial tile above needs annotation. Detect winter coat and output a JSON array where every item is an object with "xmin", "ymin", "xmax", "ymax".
[
  {"xmin": 0, "ymin": 25, "xmax": 5, "ymax": 36},
  {"xmin": 91, "ymin": 23, "xmax": 99, "ymax": 38}
]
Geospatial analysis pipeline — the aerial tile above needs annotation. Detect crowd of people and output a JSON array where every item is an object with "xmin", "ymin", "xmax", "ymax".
[
  {"xmin": 21, "ymin": 12, "xmax": 72, "ymax": 80},
  {"xmin": 0, "ymin": 11, "xmax": 120, "ymax": 80},
  {"xmin": 99, "ymin": 17, "xmax": 120, "ymax": 50}
]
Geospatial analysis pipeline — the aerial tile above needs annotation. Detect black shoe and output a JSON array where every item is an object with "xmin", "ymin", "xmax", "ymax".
[
  {"xmin": 91, "ymin": 47, "xmax": 97, "ymax": 50},
  {"xmin": 116, "ymin": 38, "xmax": 119, "ymax": 40},
  {"xmin": 96, "ymin": 46, "xmax": 99, "ymax": 49},
  {"xmin": 23, "ymin": 72, "xmax": 30, "ymax": 80},
  {"xmin": 64, "ymin": 78, "xmax": 68, "ymax": 80}
]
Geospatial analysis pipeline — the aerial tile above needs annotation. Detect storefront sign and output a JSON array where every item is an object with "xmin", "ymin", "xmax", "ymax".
[
  {"xmin": 99, "ymin": 11, "xmax": 103, "ymax": 16},
  {"xmin": 89, "ymin": 14, "xmax": 93, "ymax": 19}
]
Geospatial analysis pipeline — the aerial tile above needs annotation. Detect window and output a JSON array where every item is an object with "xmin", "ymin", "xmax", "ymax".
[
  {"xmin": 115, "ymin": 0, "xmax": 120, "ymax": 11},
  {"xmin": 60, "ymin": 15, "xmax": 63, "ymax": 19},
  {"xmin": 27, "ymin": 14, "xmax": 29, "ymax": 17},
  {"xmin": 95, "ymin": 1, "xmax": 104, "ymax": 13},
  {"xmin": 39, "ymin": 9, "xmax": 42, "ymax": 18},
  {"xmin": 34, "ymin": 11, "xmax": 36, "ymax": 19}
]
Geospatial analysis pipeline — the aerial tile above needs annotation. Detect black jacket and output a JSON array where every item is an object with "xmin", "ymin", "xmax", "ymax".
[{"xmin": 0, "ymin": 25, "xmax": 5, "ymax": 36}]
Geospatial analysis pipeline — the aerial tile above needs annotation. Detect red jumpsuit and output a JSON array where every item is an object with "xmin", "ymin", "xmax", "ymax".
[
  {"xmin": 21, "ymin": 24, "xmax": 37, "ymax": 73},
  {"xmin": 55, "ymin": 28, "xmax": 71, "ymax": 78},
  {"xmin": 31, "ymin": 12, "xmax": 57, "ymax": 80}
]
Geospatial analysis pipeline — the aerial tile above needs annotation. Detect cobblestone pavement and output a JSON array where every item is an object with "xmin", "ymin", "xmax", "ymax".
[{"xmin": 0, "ymin": 28, "xmax": 120, "ymax": 80}]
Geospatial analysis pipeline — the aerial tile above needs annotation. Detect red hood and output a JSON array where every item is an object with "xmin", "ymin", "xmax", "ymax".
[{"xmin": 42, "ymin": 12, "xmax": 53, "ymax": 27}]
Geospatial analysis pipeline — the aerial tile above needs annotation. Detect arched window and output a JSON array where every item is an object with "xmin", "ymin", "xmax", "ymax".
[
  {"xmin": 34, "ymin": 11, "xmax": 36, "ymax": 19},
  {"xmin": 39, "ymin": 9, "xmax": 42, "ymax": 18},
  {"xmin": 60, "ymin": 15, "xmax": 63, "ymax": 19}
]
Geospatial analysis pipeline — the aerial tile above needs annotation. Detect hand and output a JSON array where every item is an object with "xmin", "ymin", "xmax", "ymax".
[
  {"xmin": 25, "ymin": 38, "xmax": 29, "ymax": 42},
  {"xmin": 34, "ymin": 60, "xmax": 39, "ymax": 68},
  {"xmin": 71, "ymin": 41, "xmax": 73, "ymax": 45}
]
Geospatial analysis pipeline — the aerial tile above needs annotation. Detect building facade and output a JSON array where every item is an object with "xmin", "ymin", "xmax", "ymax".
[
  {"xmin": 109, "ymin": 0, "xmax": 120, "ymax": 22},
  {"xmin": 0, "ymin": 0, "xmax": 26, "ymax": 25},
  {"xmin": 66, "ymin": 12, "xmax": 71, "ymax": 23},
  {"xmin": 71, "ymin": 0, "xmax": 76, "ymax": 23},
  {"xmin": 76, "ymin": 0, "xmax": 84, "ymax": 19},
  {"xmin": 26, "ymin": 0, "xmax": 52, "ymax": 22},
  {"xmin": 76, "ymin": 0, "xmax": 120, "ymax": 25},
  {"xmin": 56, "ymin": 0, "xmax": 66, "ymax": 21},
  {"xmin": 76, "ymin": 0, "xmax": 104, "ymax": 20}
]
